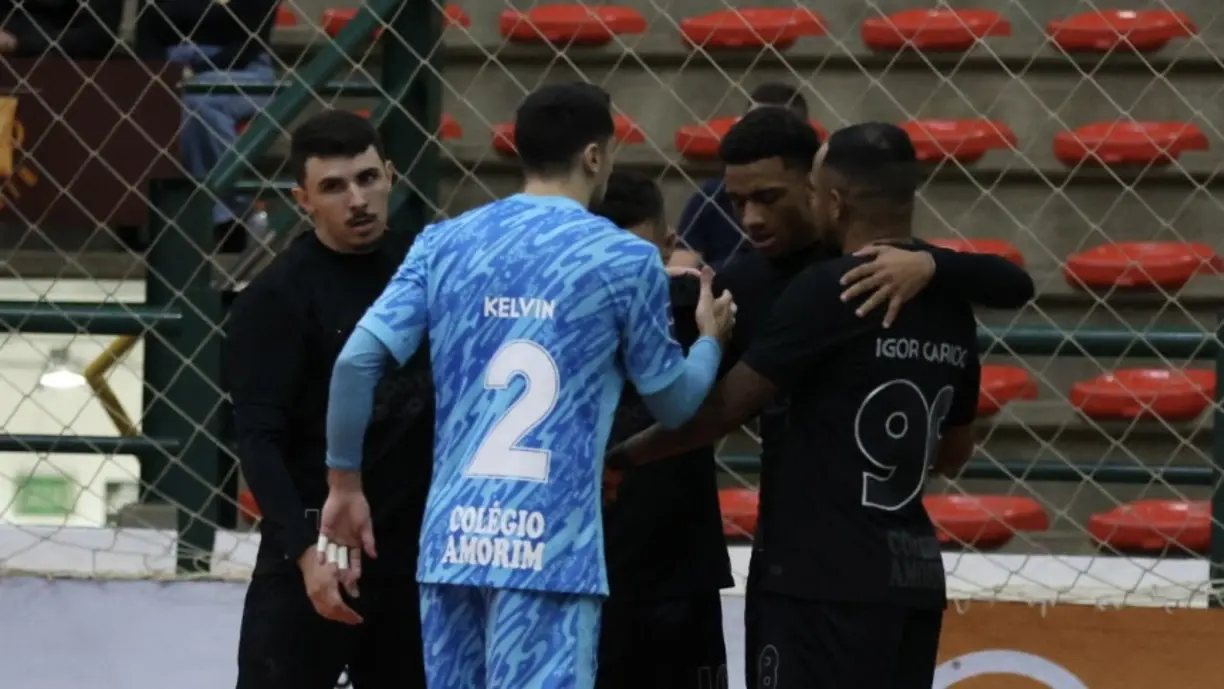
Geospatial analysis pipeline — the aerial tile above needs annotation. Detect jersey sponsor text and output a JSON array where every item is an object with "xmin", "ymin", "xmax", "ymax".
[{"xmin": 440, "ymin": 504, "xmax": 547, "ymax": 572}]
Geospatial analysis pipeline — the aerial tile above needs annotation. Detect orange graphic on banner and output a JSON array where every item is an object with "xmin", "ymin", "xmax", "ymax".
[
  {"xmin": 936, "ymin": 601, "xmax": 1224, "ymax": 687},
  {"xmin": 0, "ymin": 95, "xmax": 39, "ymax": 211}
]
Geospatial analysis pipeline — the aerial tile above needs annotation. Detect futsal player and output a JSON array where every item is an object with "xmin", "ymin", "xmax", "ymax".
[
  {"xmin": 610, "ymin": 123, "xmax": 986, "ymax": 688},
  {"xmin": 591, "ymin": 170, "xmax": 732, "ymax": 689},
  {"xmin": 608, "ymin": 109, "xmax": 1033, "ymax": 689},
  {"xmin": 318, "ymin": 83, "xmax": 736, "ymax": 689},
  {"xmin": 226, "ymin": 110, "xmax": 430, "ymax": 689}
]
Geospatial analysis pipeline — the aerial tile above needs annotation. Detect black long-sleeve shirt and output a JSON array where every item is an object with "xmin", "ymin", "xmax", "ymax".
[
  {"xmin": 225, "ymin": 231, "xmax": 433, "ymax": 577},
  {"xmin": 2, "ymin": 0, "xmax": 122, "ymax": 59}
]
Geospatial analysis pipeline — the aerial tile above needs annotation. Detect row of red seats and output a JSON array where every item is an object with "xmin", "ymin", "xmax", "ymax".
[
  {"xmin": 720, "ymin": 489, "xmax": 1211, "ymax": 555},
  {"xmin": 234, "ymin": 481, "xmax": 1203, "ymax": 555},
  {"xmin": 980, "ymin": 365, "xmax": 1215, "ymax": 422},
  {"xmin": 303, "ymin": 6, "xmax": 1196, "ymax": 54},
  {"xmin": 255, "ymin": 110, "xmax": 1211, "ymax": 169},
  {"xmin": 935, "ymin": 239, "xmax": 1223, "ymax": 291}
]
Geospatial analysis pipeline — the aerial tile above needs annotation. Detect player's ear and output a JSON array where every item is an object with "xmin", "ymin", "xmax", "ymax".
[
  {"xmin": 383, "ymin": 159, "xmax": 396, "ymax": 182},
  {"xmin": 291, "ymin": 185, "xmax": 313, "ymax": 215},
  {"xmin": 829, "ymin": 188, "xmax": 843, "ymax": 225},
  {"xmin": 582, "ymin": 138, "xmax": 612, "ymax": 176}
]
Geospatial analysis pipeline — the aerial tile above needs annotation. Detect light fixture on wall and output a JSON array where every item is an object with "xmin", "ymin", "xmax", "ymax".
[{"xmin": 39, "ymin": 346, "xmax": 86, "ymax": 390}]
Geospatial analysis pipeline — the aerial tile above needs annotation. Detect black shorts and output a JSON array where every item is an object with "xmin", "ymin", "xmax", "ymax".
[
  {"xmin": 236, "ymin": 571, "xmax": 426, "ymax": 689},
  {"xmin": 596, "ymin": 591, "xmax": 728, "ymax": 689},
  {"xmin": 744, "ymin": 589, "xmax": 942, "ymax": 689}
]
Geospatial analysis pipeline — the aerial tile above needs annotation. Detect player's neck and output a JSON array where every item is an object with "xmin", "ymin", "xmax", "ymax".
[
  {"xmin": 841, "ymin": 224, "xmax": 911, "ymax": 255},
  {"xmin": 314, "ymin": 226, "xmax": 380, "ymax": 255},
  {"xmin": 521, "ymin": 180, "xmax": 590, "ymax": 208}
]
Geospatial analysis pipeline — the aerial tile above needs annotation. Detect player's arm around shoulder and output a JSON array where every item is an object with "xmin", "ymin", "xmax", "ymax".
[{"xmin": 911, "ymin": 238, "xmax": 1035, "ymax": 309}]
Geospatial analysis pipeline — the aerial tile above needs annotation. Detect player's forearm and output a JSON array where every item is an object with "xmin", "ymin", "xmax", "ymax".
[
  {"xmin": 928, "ymin": 248, "xmax": 1035, "ymax": 308},
  {"xmin": 640, "ymin": 335, "xmax": 722, "ymax": 428},
  {"xmin": 615, "ymin": 389, "xmax": 743, "ymax": 469},
  {"xmin": 325, "ymin": 328, "xmax": 392, "ymax": 472},
  {"xmin": 233, "ymin": 406, "xmax": 317, "ymax": 560}
]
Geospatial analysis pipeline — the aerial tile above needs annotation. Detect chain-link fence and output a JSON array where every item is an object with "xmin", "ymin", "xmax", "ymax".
[{"xmin": 0, "ymin": 0, "xmax": 1221, "ymax": 610}]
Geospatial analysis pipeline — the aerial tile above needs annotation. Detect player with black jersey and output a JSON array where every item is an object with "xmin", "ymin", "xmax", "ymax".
[
  {"xmin": 606, "ymin": 110, "xmax": 1032, "ymax": 689},
  {"xmin": 226, "ymin": 111, "xmax": 430, "ymax": 689},
  {"xmin": 610, "ymin": 123, "xmax": 987, "ymax": 688},
  {"xmin": 590, "ymin": 170, "xmax": 733, "ymax": 689}
]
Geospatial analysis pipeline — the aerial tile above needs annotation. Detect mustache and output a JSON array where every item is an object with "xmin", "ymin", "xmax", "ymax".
[{"xmin": 347, "ymin": 212, "xmax": 377, "ymax": 227}]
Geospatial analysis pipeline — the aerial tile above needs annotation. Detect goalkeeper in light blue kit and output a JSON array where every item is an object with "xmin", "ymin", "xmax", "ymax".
[{"xmin": 317, "ymin": 82, "xmax": 736, "ymax": 689}]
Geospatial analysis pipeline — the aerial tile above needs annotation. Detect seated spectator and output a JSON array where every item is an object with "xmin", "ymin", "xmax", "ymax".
[
  {"xmin": 0, "ymin": 0, "xmax": 123, "ymax": 59},
  {"xmin": 137, "ymin": 0, "xmax": 279, "ymax": 252},
  {"xmin": 674, "ymin": 82, "xmax": 810, "ymax": 270}
]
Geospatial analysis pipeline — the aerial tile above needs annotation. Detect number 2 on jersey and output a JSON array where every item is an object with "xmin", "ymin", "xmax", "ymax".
[
  {"xmin": 856, "ymin": 380, "xmax": 955, "ymax": 511},
  {"xmin": 464, "ymin": 340, "xmax": 560, "ymax": 483}
]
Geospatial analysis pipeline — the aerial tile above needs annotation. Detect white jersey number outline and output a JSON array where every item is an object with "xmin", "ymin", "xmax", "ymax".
[
  {"xmin": 856, "ymin": 379, "xmax": 955, "ymax": 511},
  {"xmin": 464, "ymin": 340, "xmax": 560, "ymax": 483}
]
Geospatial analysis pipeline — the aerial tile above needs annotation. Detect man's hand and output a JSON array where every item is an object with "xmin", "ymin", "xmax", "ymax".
[
  {"xmin": 665, "ymin": 265, "xmax": 701, "ymax": 279},
  {"xmin": 839, "ymin": 244, "xmax": 936, "ymax": 328},
  {"xmin": 318, "ymin": 471, "xmax": 376, "ymax": 593},
  {"xmin": 0, "ymin": 32, "xmax": 17, "ymax": 54},
  {"xmin": 299, "ymin": 549, "xmax": 362, "ymax": 625},
  {"xmin": 694, "ymin": 265, "xmax": 736, "ymax": 343}
]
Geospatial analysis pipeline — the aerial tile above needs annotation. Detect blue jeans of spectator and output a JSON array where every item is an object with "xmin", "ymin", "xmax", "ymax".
[{"xmin": 171, "ymin": 46, "xmax": 274, "ymax": 226}]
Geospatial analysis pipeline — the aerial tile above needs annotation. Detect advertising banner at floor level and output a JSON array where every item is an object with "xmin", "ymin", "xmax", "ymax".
[{"xmin": 936, "ymin": 601, "xmax": 1224, "ymax": 688}]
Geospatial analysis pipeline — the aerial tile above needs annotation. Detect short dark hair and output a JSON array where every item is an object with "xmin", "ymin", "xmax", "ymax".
[
  {"xmin": 514, "ymin": 83, "xmax": 615, "ymax": 177},
  {"xmin": 749, "ymin": 83, "xmax": 809, "ymax": 118},
  {"xmin": 591, "ymin": 170, "xmax": 664, "ymax": 230},
  {"xmin": 719, "ymin": 107, "xmax": 822, "ymax": 172},
  {"xmin": 822, "ymin": 122, "xmax": 919, "ymax": 204},
  {"xmin": 289, "ymin": 110, "xmax": 382, "ymax": 183}
]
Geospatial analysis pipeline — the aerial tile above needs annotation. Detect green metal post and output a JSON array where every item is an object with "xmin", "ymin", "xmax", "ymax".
[
  {"xmin": 382, "ymin": 0, "xmax": 443, "ymax": 237},
  {"xmin": 1211, "ymin": 319, "xmax": 1224, "ymax": 607},
  {"xmin": 142, "ymin": 179, "xmax": 225, "ymax": 573}
]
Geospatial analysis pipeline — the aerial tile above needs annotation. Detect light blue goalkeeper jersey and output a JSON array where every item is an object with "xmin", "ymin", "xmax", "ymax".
[{"xmin": 357, "ymin": 193, "xmax": 688, "ymax": 596}]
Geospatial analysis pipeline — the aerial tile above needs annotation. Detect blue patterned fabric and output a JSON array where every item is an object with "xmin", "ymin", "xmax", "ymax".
[
  {"xmin": 357, "ymin": 193, "xmax": 686, "ymax": 596},
  {"xmin": 419, "ymin": 583, "xmax": 600, "ymax": 689}
]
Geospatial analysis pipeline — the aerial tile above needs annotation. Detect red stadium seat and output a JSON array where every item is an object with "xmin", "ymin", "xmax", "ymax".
[
  {"xmin": 275, "ymin": 5, "xmax": 298, "ymax": 27},
  {"xmin": 439, "ymin": 113, "xmax": 463, "ymax": 140},
  {"xmin": 676, "ymin": 116, "xmax": 827, "ymax": 160},
  {"xmin": 978, "ymin": 366, "xmax": 1038, "ymax": 416},
  {"xmin": 719, "ymin": 488, "xmax": 758, "ymax": 539},
  {"xmin": 678, "ymin": 9, "xmax": 826, "ymax": 50},
  {"xmin": 1064, "ymin": 241, "xmax": 1223, "ymax": 290},
  {"xmin": 321, "ymin": 4, "xmax": 468, "ymax": 38},
  {"xmin": 499, "ymin": 5, "xmax": 646, "ymax": 45},
  {"xmin": 321, "ymin": 9, "xmax": 380, "ymax": 38},
  {"xmin": 493, "ymin": 114, "xmax": 643, "ymax": 155},
  {"xmin": 444, "ymin": 4, "xmax": 471, "ymax": 28},
  {"xmin": 861, "ymin": 9, "xmax": 1010, "ymax": 52},
  {"xmin": 926, "ymin": 495, "xmax": 1048, "ymax": 549},
  {"xmin": 927, "ymin": 238, "xmax": 1025, "ymax": 267},
  {"xmin": 1053, "ymin": 121, "xmax": 1207, "ymax": 167},
  {"xmin": 1089, "ymin": 499, "xmax": 1208, "ymax": 553},
  {"xmin": 1048, "ymin": 10, "xmax": 1196, "ymax": 53},
  {"xmin": 238, "ymin": 488, "xmax": 261, "ymax": 522},
  {"xmin": 356, "ymin": 110, "xmax": 463, "ymax": 140},
  {"xmin": 899, "ymin": 119, "xmax": 1016, "ymax": 164},
  {"xmin": 1071, "ymin": 368, "xmax": 1215, "ymax": 421}
]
